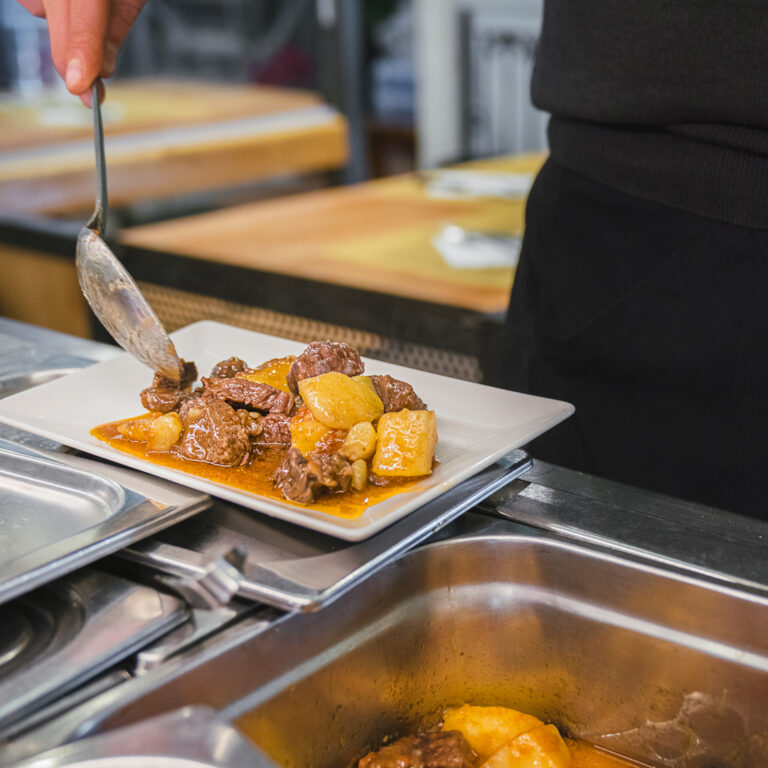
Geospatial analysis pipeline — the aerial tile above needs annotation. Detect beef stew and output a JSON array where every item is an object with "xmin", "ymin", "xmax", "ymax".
[{"xmin": 92, "ymin": 341, "xmax": 438, "ymax": 518}]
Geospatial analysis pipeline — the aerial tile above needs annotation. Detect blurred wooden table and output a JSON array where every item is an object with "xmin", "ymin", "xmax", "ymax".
[
  {"xmin": 0, "ymin": 79, "xmax": 348, "ymax": 216},
  {"xmin": 122, "ymin": 153, "xmax": 545, "ymax": 315},
  {"xmin": 117, "ymin": 153, "xmax": 546, "ymax": 382}
]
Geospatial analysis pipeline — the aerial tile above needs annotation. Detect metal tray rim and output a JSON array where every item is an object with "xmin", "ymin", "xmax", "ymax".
[{"xmin": 0, "ymin": 439, "xmax": 210, "ymax": 607}]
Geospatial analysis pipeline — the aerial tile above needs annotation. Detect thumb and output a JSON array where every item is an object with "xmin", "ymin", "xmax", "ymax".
[{"xmin": 64, "ymin": 0, "xmax": 109, "ymax": 96}]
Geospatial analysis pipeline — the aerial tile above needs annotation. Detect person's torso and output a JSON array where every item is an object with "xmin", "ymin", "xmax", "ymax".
[{"xmin": 532, "ymin": 1, "xmax": 768, "ymax": 227}]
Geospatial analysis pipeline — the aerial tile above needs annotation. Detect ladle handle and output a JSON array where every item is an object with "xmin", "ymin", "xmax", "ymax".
[{"xmin": 86, "ymin": 81, "xmax": 107, "ymax": 235}]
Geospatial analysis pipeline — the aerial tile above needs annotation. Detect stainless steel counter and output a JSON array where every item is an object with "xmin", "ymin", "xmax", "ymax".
[
  {"xmin": 2, "ymin": 317, "xmax": 765, "ymax": 596},
  {"xmin": 1, "ymin": 318, "xmax": 768, "ymax": 767},
  {"xmin": 0, "ymin": 317, "xmax": 118, "ymax": 377}
]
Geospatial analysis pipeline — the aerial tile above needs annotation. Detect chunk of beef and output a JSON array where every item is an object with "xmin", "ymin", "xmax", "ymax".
[
  {"xmin": 310, "ymin": 450, "xmax": 353, "ymax": 491},
  {"xmin": 273, "ymin": 447, "xmax": 353, "ymax": 503},
  {"xmin": 140, "ymin": 386, "xmax": 193, "ymax": 414},
  {"xmin": 179, "ymin": 397, "xmax": 251, "ymax": 466},
  {"xmin": 178, "ymin": 397, "xmax": 200, "ymax": 422},
  {"xmin": 140, "ymin": 359, "xmax": 199, "ymax": 413},
  {"xmin": 252, "ymin": 413, "xmax": 291, "ymax": 445},
  {"xmin": 201, "ymin": 377, "xmax": 294, "ymax": 415},
  {"xmin": 236, "ymin": 409, "xmax": 263, "ymax": 438},
  {"xmin": 153, "ymin": 359, "xmax": 197, "ymax": 390},
  {"xmin": 358, "ymin": 731, "xmax": 476, "ymax": 768},
  {"xmin": 273, "ymin": 448, "xmax": 317, "ymax": 503},
  {"xmin": 370, "ymin": 375, "xmax": 427, "ymax": 412},
  {"xmin": 210, "ymin": 357, "xmax": 247, "ymax": 379},
  {"xmin": 286, "ymin": 341, "xmax": 364, "ymax": 395}
]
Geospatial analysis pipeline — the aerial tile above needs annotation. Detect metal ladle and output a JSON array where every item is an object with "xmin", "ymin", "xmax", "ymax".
[{"xmin": 76, "ymin": 81, "xmax": 184, "ymax": 382}]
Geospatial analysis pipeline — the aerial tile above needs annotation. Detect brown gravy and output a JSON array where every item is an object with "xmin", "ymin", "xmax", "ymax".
[{"xmin": 91, "ymin": 418, "xmax": 428, "ymax": 519}]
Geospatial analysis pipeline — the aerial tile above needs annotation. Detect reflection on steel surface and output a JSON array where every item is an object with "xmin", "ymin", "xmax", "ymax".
[
  {"xmin": 16, "ymin": 530, "xmax": 764, "ymax": 768},
  {"xmin": 0, "ymin": 441, "xmax": 209, "ymax": 607},
  {"xmin": 0, "ymin": 570, "xmax": 186, "ymax": 732},
  {"xmin": 12, "ymin": 707, "xmax": 277, "ymax": 767}
]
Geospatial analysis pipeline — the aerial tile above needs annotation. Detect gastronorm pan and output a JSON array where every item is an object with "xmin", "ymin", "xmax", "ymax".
[
  {"xmin": 0, "ymin": 443, "xmax": 209, "ymax": 606},
  {"xmin": 31, "ymin": 525, "xmax": 767, "ymax": 768},
  {"xmin": 224, "ymin": 531, "xmax": 768, "ymax": 767},
  {"xmin": 0, "ymin": 360, "xmax": 209, "ymax": 607}
]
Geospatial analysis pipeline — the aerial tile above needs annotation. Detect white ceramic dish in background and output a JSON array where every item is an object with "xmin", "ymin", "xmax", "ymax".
[{"xmin": 0, "ymin": 321, "xmax": 573, "ymax": 541}]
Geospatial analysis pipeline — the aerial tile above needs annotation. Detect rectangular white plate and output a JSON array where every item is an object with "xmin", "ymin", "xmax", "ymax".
[{"xmin": 0, "ymin": 321, "xmax": 574, "ymax": 540}]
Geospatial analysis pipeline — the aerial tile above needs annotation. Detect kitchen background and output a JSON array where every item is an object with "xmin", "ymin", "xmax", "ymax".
[
  {"xmin": 0, "ymin": 0, "xmax": 548, "ymax": 387},
  {"xmin": 0, "ymin": 0, "xmax": 547, "ymax": 197}
]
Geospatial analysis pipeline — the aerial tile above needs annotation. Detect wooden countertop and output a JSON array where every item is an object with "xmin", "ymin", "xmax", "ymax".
[
  {"xmin": 121, "ymin": 153, "xmax": 546, "ymax": 314},
  {"xmin": 0, "ymin": 79, "xmax": 348, "ymax": 216}
]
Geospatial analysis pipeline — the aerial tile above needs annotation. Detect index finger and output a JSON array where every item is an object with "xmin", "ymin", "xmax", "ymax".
[
  {"xmin": 64, "ymin": 0, "xmax": 110, "ymax": 96},
  {"xmin": 102, "ymin": 0, "xmax": 148, "ymax": 77},
  {"xmin": 42, "ymin": 0, "xmax": 70, "ymax": 80},
  {"xmin": 16, "ymin": 0, "xmax": 46, "ymax": 17}
]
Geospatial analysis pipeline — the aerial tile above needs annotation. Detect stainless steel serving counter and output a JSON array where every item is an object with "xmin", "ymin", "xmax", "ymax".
[
  {"xmin": 2, "ymin": 317, "xmax": 768, "ymax": 768},
  {"xmin": 2, "ymin": 316, "xmax": 765, "ymax": 595}
]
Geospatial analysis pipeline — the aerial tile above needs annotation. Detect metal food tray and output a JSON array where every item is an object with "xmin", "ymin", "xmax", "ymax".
[
  {"xmin": 16, "ymin": 525, "xmax": 768, "ymax": 768},
  {"xmin": 0, "ymin": 439, "xmax": 210, "ymax": 606},
  {"xmin": 119, "ymin": 450, "xmax": 532, "ymax": 613},
  {"xmin": 0, "ymin": 568, "xmax": 186, "ymax": 732}
]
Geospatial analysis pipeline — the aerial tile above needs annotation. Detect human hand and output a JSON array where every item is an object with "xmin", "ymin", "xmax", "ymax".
[{"xmin": 16, "ymin": 0, "xmax": 148, "ymax": 105}]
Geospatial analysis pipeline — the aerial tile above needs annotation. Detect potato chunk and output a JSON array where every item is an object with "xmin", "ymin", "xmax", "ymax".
[
  {"xmin": 239, "ymin": 355, "xmax": 295, "ymax": 393},
  {"xmin": 480, "ymin": 725, "xmax": 571, "ymax": 768},
  {"xmin": 350, "ymin": 459, "xmax": 368, "ymax": 491},
  {"xmin": 290, "ymin": 405, "xmax": 337, "ymax": 456},
  {"xmin": 146, "ymin": 412, "xmax": 183, "ymax": 452},
  {"xmin": 117, "ymin": 416, "xmax": 153, "ymax": 442},
  {"xmin": 372, "ymin": 409, "xmax": 437, "ymax": 477},
  {"xmin": 340, "ymin": 421, "xmax": 377, "ymax": 462},
  {"xmin": 117, "ymin": 412, "xmax": 182, "ymax": 452},
  {"xmin": 298, "ymin": 372, "xmax": 383, "ymax": 430},
  {"xmin": 442, "ymin": 705, "xmax": 543, "ymax": 759}
]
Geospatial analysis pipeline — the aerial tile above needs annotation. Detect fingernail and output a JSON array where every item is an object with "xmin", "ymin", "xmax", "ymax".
[
  {"xmin": 65, "ymin": 57, "xmax": 83, "ymax": 91},
  {"xmin": 103, "ymin": 42, "xmax": 119, "ymax": 78}
]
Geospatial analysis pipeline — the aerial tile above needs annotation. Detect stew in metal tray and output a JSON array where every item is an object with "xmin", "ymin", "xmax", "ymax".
[{"xmin": 356, "ymin": 705, "xmax": 646, "ymax": 768}]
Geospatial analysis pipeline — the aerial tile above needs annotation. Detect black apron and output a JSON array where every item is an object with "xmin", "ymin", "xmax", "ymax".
[{"xmin": 504, "ymin": 158, "xmax": 768, "ymax": 520}]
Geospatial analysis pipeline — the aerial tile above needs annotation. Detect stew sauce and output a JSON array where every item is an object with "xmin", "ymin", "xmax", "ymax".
[{"xmin": 91, "ymin": 419, "xmax": 426, "ymax": 519}]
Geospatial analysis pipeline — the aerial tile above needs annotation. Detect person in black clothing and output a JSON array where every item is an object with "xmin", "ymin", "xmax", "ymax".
[{"xmin": 504, "ymin": 1, "xmax": 768, "ymax": 520}]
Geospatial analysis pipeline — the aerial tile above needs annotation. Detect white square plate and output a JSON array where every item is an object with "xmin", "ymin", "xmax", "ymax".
[{"xmin": 0, "ymin": 322, "xmax": 573, "ymax": 540}]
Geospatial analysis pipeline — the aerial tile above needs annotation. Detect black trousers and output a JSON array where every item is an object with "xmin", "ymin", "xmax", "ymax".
[{"xmin": 504, "ymin": 159, "xmax": 768, "ymax": 520}]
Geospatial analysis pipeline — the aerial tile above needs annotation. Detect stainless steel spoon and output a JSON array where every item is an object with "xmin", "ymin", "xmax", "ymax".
[{"xmin": 76, "ymin": 81, "xmax": 184, "ymax": 382}]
